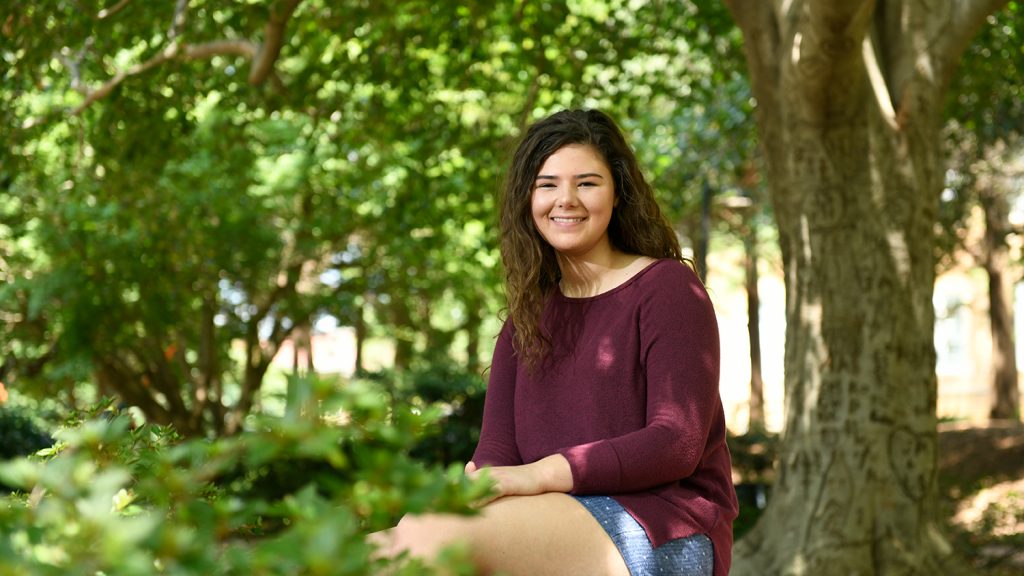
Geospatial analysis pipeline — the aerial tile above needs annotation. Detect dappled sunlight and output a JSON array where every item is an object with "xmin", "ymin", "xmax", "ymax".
[
  {"xmin": 953, "ymin": 478, "xmax": 1024, "ymax": 538},
  {"xmin": 596, "ymin": 337, "xmax": 616, "ymax": 371}
]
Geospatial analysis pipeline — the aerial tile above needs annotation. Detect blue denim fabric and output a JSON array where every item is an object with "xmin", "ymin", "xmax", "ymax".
[{"xmin": 572, "ymin": 495, "xmax": 713, "ymax": 576}]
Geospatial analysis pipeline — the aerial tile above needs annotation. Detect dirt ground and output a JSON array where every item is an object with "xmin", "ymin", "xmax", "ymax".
[{"xmin": 939, "ymin": 421, "xmax": 1024, "ymax": 575}]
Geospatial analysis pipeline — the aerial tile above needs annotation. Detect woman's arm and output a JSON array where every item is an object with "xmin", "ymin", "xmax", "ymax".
[
  {"xmin": 465, "ymin": 453, "xmax": 573, "ymax": 502},
  {"xmin": 469, "ymin": 322, "xmax": 524, "ymax": 468}
]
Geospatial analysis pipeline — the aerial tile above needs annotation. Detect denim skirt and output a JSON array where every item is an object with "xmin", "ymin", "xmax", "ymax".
[{"xmin": 572, "ymin": 495, "xmax": 713, "ymax": 576}]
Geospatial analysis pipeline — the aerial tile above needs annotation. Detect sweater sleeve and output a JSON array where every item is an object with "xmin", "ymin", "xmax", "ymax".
[
  {"xmin": 559, "ymin": 263, "xmax": 721, "ymax": 494},
  {"xmin": 470, "ymin": 322, "xmax": 524, "ymax": 467}
]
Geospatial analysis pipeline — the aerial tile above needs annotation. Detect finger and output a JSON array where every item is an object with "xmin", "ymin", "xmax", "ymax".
[
  {"xmin": 464, "ymin": 461, "xmax": 477, "ymax": 474},
  {"xmin": 470, "ymin": 492, "xmax": 498, "ymax": 509}
]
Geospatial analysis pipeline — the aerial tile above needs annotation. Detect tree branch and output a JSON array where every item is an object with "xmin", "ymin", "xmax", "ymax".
[
  {"xmin": 57, "ymin": 38, "xmax": 95, "ymax": 94},
  {"xmin": 862, "ymin": 28, "xmax": 899, "ymax": 130},
  {"xmin": 182, "ymin": 40, "xmax": 258, "ymax": 61},
  {"xmin": 788, "ymin": 0, "xmax": 875, "ymax": 124},
  {"xmin": 66, "ymin": 40, "xmax": 257, "ymax": 117},
  {"xmin": 943, "ymin": 0, "xmax": 1012, "ymax": 81},
  {"xmin": 94, "ymin": 356, "xmax": 174, "ymax": 426},
  {"xmin": 248, "ymin": 0, "xmax": 303, "ymax": 85},
  {"xmin": 33, "ymin": 0, "xmax": 298, "ymax": 123},
  {"xmin": 69, "ymin": 45, "xmax": 175, "ymax": 116},
  {"xmin": 722, "ymin": 0, "xmax": 782, "ymax": 153},
  {"xmin": 168, "ymin": 0, "xmax": 189, "ymax": 43},
  {"xmin": 97, "ymin": 0, "xmax": 132, "ymax": 20},
  {"xmin": 722, "ymin": 0, "xmax": 778, "ymax": 102}
]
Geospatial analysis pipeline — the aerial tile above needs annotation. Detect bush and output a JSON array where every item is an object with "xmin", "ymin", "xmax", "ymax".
[
  {"xmin": 729, "ymin": 429, "xmax": 779, "ymax": 541},
  {"xmin": 360, "ymin": 362, "xmax": 486, "ymax": 468},
  {"xmin": 0, "ymin": 407, "xmax": 52, "ymax": 461},
  {"xmin": 0, "ymin": 377, "xmax": 491, "ymax": 575}
]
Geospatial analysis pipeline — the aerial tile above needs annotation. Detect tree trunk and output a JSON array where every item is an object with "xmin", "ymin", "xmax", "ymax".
[
  {"xmin": 745, "ymin": 226, "xmax": 765, "ymax": 431},
  {"xmin": 981, "ymin": 186, "xmax": 1020, "ymax": 420},
  {"xmin": 227, "ymin": 327, "xmax": 271, "ymax": 435},
  {"xmin": 195, "ymin": 294, "xmax": 220, "ymax": 433},
  {"xmin": 391, "ymin": 295, "xmax": 415, "ymax": 371},
  {"xmin": 465, "ymin": 291, "xmax": 482, "ymax": 374},
  {"xmin": 697, "ymin": 179, "xmax": 713, "ymax": 282},
  {"xmin": 723, "ymin": 1, "xmax": 1009, "ymax": 572},
  {"xmin": 355, "ymin": 296, "xmax": 367, "ymax": 375},
  {"xmin": 292, "ymin": 321, "xmax": 312, "ymax": 376}
]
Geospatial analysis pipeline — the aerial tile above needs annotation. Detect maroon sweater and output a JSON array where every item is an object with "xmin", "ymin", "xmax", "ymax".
[{"xmin": 472, "ymin": 259, "xmax": 738, "ymax": 576}]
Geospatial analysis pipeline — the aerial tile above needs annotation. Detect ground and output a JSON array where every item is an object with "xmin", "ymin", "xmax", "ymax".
[{"xmin": 939, "ymin": 421, "xmax": 1024, "ymax": 575}]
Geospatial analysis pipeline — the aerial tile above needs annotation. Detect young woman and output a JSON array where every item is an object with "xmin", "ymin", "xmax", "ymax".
[{"xmin": 376, "ymin": 109, "xmax": 737, "ymax": 576}]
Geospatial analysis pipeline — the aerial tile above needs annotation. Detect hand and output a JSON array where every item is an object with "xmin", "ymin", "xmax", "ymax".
[
  {"xmin": 466, "ymin": 462, "xmax": 542, "ymax": 500},
  {"xmin": 464, "ymin": 455, "xmax": 573, "ymax": 504}
]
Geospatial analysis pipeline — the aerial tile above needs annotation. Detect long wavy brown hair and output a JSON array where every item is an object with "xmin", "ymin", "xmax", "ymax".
[{"xmin": 500, "ymin": 109, "xmax": 686, "ymax": 368}]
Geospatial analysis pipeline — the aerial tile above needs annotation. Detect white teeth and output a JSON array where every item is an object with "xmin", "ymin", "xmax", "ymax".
[{"xmin": 552, "ymin": 217, "xmax": 585, "ymax": 223}]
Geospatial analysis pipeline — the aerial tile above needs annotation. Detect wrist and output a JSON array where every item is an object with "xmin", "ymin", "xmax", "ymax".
[{"xmin": 535, "ymin": 454, "xmax": 573, "ymax": 493}]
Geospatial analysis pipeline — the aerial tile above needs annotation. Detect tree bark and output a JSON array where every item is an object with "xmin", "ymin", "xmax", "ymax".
[
  {"xmin": 355, "ymin": 296, "xmax": 367, "ymax": 375},
  {"xmin": 391, "ymin": 293, "xmax": 415, "ymax": 371},
  {"xmin": 292, "ymin": 321, "xmax": 312, "ymax": 376},
  {"xmin": 198, "ymin": 295, "xmax": 222, "ymax": 434},
  {"xmin": 981, "ymin": 185, "xmax": 1020, "ymax": 420},
  {"xmin": 229, "ymin": 329, "xmax": 271, "ymax": 435},
  {"xmin": 248, "ymin": 0, "xmax": 303, "ymax": 85},
  {"xmin": 745, "ymin": 226, "xmax": 765, "ymax": 431},
  {"xmin": 723, "ymin": 0, "xmax": 1009, "ymax": 572},
  {"xmin": 465, "ymin": 291, "xmax": 482, "ymax": 374},
  {"xmin": 697, "ymin": 179, "xmax": 713, "ymax": 282}
]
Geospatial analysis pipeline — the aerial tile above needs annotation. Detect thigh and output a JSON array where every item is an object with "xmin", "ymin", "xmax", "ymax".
[{"xmin": 388, "ymin": 492, "xmax": 630, "ymax": 576}]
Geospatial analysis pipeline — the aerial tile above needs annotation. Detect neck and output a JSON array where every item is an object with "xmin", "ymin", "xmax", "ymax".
[{"xmin": 557, "ymin": 250, "xmax": 630, "ymax": 297}]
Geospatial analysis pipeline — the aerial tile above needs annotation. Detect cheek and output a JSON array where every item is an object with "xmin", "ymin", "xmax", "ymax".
[{"xmin": 530, "ymin": 194, "xmax": 546, "ymax": 223}]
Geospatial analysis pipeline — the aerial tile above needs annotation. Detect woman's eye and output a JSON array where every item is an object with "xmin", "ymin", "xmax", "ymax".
[{"xmin": 578, "ymin": 181, "xmax": 597, "ymax": 188}]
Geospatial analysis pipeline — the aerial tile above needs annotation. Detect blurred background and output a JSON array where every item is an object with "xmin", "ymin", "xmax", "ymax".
[{"xmin": 0, "ymin": 1, "xmax": 1022, "ymax": 574}]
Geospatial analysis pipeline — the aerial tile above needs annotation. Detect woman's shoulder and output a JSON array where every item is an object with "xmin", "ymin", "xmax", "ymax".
[
  {"xmin": 635, "ymin": 258, "xmax": 701, "ymax": 286},
  {"xmin": 633, "ymin": 258, "xmax": 712, "ymax": 309}
]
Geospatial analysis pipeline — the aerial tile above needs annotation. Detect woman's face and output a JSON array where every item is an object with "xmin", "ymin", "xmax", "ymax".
[{"xmin": 530, "ymin": 144, "xmax": 616, "ymax": 261}]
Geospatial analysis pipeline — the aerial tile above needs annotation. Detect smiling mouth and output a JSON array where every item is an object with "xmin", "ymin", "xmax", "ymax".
[{"xmin": 551, "ymin": 216, "xmax": 586, "ymax": 223}]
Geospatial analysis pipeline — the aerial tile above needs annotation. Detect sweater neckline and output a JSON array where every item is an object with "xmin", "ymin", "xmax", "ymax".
[{"xmin": 555, "ymin": 258, "xmax": 669, "ymax": 302}]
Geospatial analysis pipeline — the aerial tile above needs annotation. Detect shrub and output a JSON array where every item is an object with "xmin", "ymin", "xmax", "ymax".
[
  {"xmin": 0, "ymin": 377, "xmax": 490, "ymax": 575},
  {"xmin": 360, "ymin": 362, "xmax": 486, "ymax": 468},
  {"xmin": 0, "ymin": 407, "xmax": 53, "ymax": 461}
]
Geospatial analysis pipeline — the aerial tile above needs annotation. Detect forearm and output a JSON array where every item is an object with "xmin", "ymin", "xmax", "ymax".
[
  {"xmin": 528, "ymin": 453, "xmax": 574, "ymax": 493},
  {"xmin": 468, "ymin": 453, "xmax": 574, "ymax": 499}
]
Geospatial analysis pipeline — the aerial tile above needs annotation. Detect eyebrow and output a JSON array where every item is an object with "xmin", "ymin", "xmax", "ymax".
[{"xmin": 535, "ymin": 173, "xmax": 606, "ymax": 180}]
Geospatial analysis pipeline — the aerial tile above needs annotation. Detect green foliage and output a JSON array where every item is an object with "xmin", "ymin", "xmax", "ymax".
[
  {"xmin": 938, "ymin": 1, "xmax": 1024, "ymax": 266},
  {"xmin": 732, "ymin": 485, "xmax": 769, "ymax": 542},
  {"xmin": 1, "ymin": 0, "xmax": 751, "ymax": 434},
  {"xmin": 727, "ymin": 429, "xmax": 779, "ymax": 484},
  {"xmin": 0, "ymin": 378, "xmax": 490, "ymax": 575},
  {"xmin": 728, "ymin": 430, "xmax": 777, "ymax": 542},
  {"xmin": 947, "ymin": 1, "xmax": 1024, "ymax": 144},
  {"xmin": 0, "ymin": 0, "xmax": 769, "ymax": 420},
  {"xmin": 361, "ymin": 361, "xmax": 487, "ymax": 468},
  {"xmin": 0, "ymin": 407, "xmax": 52, "ymax": 463}
]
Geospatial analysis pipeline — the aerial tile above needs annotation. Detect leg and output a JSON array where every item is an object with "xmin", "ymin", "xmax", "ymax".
[{"xmin": 372, "ymin": 492, "xmax": 630, "ymax": 576}]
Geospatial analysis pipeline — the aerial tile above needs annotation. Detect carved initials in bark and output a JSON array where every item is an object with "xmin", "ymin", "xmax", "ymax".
[{"xmin": 889, "ymin": 427, "xmax": 935, "ymax": 499}]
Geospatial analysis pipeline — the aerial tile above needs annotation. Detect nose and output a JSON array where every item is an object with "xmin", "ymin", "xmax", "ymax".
[{"xmin": 555, "ymin": 185, "xmax": 579, "ymax": 208}]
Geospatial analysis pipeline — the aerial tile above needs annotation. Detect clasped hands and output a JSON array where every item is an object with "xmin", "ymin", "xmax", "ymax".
[{"xmin": 463, "ymin": 454, "xmax": 574, "ymax": 506}]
